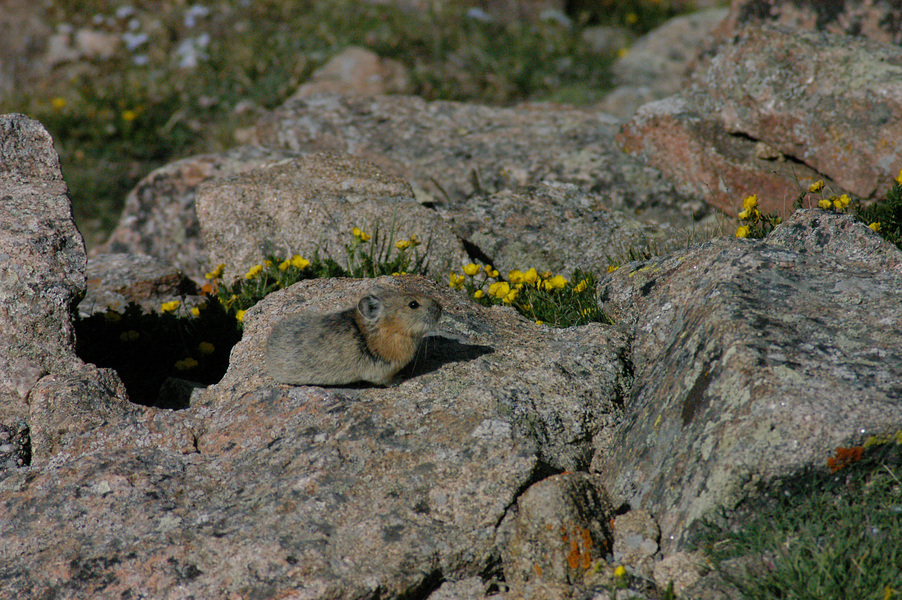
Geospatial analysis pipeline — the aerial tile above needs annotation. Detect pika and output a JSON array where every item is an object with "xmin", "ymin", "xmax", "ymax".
[{"xmin": 264, "ymin": 287, "xmax": 442, "ymax": 386}]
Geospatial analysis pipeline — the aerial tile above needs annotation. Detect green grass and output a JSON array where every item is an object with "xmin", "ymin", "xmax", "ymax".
[{"xmin": 697, "ymin": 437, "xmax": 902, "ymax": 600}]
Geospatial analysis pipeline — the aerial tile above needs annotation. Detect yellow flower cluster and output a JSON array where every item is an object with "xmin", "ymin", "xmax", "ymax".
[
  {"xmin": 735, "ymin": 193, "xmax": 781, "ymax": 238},
  {"xmin": 351, "ymin": 227, "xmax": 371, "ymax": 242},
  {"xmin": 245, "ymin": 264, "xmax": 263, "ymax": 279},
  {"xmin": 205, "ymin": 264, "xmax": 225, "ymax": 280},
  {"xmin": 394, "ymin": 234, "xmax": 421, "ymax": 251},
  {"xmin": 737, "ymin": 194, "xmax": 759, "ymax": 221},
  {"xmin": 279, "ymin": 254, "xmax": 310, "ymax": 271},
  {"xmin": 160, "ymin": 300, "xmax": 180, "ymax": 313},
  {"xmin": 174, "ymin": 357, "xmax": 198, "ymax": 371},
  {"xmin": 488, "ymin": 281, "xmax": 519, "ymax": 304}
]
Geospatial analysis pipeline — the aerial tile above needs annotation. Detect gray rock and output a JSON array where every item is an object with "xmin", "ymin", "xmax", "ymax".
[
  {"xmin": 443, "ymin": 181, "xmax": 682, "ymax": 276},
  {"xmin": 0, "ymin": 114, "xmax": 85, "ymax": 421},
  {"xmin": 249, "ymin": 94, "xmax": 705, "ymax": 227},
  {"xmin": 594, "ymin": 210, "xmax": 902, "ymax": 551},
  {"xmin": 1, "ymin": 270, "xmax": 630, "ymax": 598},
  {"xmin": 196, "ymin": 151, "xmax": 469, "ymax": 279},
  {"xmin": 612, "ymin": 510, "xmax": 659, "ymax": 578},
  {"xmin": 95, "ymin": 145, "xmax": 302, "ymax": 281},
  {"xmin": 291, "ymin": 46, "xmax": 410, "ymax": 99},
  {"xmin": 618, "ymin": 24, "xmax": 902, "ymax": 215},
  {"xmin": 716, "ymin": 0, "xmax": 902, "ymax": 46},
  {"xmin": 597, "ymin": 8, "xmax": 729, "ymax": 120},
  {"xmin": 78, "ymin": 252, "xmax": 198, "ymax": 317},
  {"xmin": 499, "ymin": 472, "xmax": 614, "ymax": 599}
]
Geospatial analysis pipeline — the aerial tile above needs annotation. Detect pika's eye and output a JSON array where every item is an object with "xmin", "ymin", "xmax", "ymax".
[{"xmin": 408, "ymin": 301, "xmax": 420, "ymax": 309}]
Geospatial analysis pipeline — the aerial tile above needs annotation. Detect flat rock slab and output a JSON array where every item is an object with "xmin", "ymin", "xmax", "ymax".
[
  {"xmin": 95, "ymin": 146, "xmax": 302, "ymax": 281},
  {"xmin": 250, "ymin": 94, "xmax": 703, "ymax": 226},
  {"xmin": 196, "ymin": 152, "xmax": 468, "ymax": 279},
  {"xmin": 618, "ymin": 24, "xmax": 902, "ymax": 215},
  {"xmin": 595, "ymin": 210, "xmax": 902, "ymax": 551}
]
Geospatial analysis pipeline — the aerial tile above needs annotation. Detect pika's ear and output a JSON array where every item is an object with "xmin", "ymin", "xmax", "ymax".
[{"xmin": 357, "ymin": 295, "xmax": 385, "ymax": 322}]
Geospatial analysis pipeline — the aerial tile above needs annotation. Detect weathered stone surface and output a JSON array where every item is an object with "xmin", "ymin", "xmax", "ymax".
[
  {"xmin": 78, "ymin": 252, "xmax": 198, "ymax": 317},
  {"xmin": 444, "ymin": 181, "xmax": 686, "ymax": 276},
  {"xmin": 618, "ymin": 24, "xmax": 902, "ymax": 215},
  {"xmin": 594, "ymin": 210, "xmax": 902, "ymax": 551},
  {"xmin": 291, "ymin": 46, "xmax": 410, "ymax": 99},
  {"xmin": 0, "ymin": 114, "xmax": 85, "ymax": 421},
  {"xmin": 597, "ymin": 8, "xmax": 728, "ymax": 120},
  {"xmin": 2, "ymin": 272, "xmax": 631, "ymax": 599},
  {"xmin": 498, "ymin": 472, "xmax": 614, "ymax": 599},
  {"xmin": 652, "ymin": 551, "xmax": 707, "ymax": 597},
  {"xmin": 196, "ymin": 151, "xmax": 469, "ymax": 279},
  {"xmin": 200, "ymin": 275, "xmax": 629, "ymax": 473},
  {"xmin": 612, "ymin": 509, "xmax": 659, "ymax": 578},
  {"xmin": 249, "ymin": 94, "xmax": 706, "ymax": 226},
  {"xmin": 95, "ymin": 145, "xmax": 302, "ymax": 281},
  {"xmin": 716, "ymin": 0, "xmax": 902, "ymax": 46}
]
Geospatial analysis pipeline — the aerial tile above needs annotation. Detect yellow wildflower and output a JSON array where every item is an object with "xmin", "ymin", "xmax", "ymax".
[
  {"xmin": 449, "ymin": 272, "xmax": 465, "ymax": 289},
  {"xmin": 279, "ymin": 259, "xmax": 291, "ymax": 271},
  {"xmin": 463, "ymin": 263, "xmax": 480, "ymax": 276},
  {"xmin": 245, "ymin": 264, "xmax": 263, "ymax": 279},
  {"xmin": 191, "ymin": 306, "xmax": 201, "ymax": 317},
  {"xmin": 174, "ymin": 357, "xmax": 199, "ymax": 371},
  {"xmin": 198, "ymin": 342, "xmax": 215, "ymax": 355},
  {"xmin": 395, "ymin": 240, "xmax": 411, "ymax": 251},
  {"xmin": 291, "ymin": 255, "xmax": 310, "ymax": 269},
  {"xmin": 809, "ymin": 180, "xmax": 825, "ymax": 193},
  {"xmin": 737, "ymin": 209, "xmax": 750, "ymax": 220},
  {"xmin": 839, "ymin": 194, "xmax": 851, "ymax": 208},
  {"xmin": 503, "ymin": 288, "xmax": 519, "ymax": 304},
  {"xmin": 896, "ymin": 169, "xmax": 902, "ymax": 186},
  {"xmin": 625, "ymin": 12, "xmax": 638, "ymax": 24},
  {"xmin": 606, "ymin": 265, "xmax": 619, "ymax": 273},
  {"xmin": 508, "ymin": 270, "xmax": 525, "ymax": 284},
  {"xmin": 484, "ymin": 265, "xmax": 499, "ymax": 278},
  {"xmin": 832, "ymin": 198, "xmax": 845, "ymax": 211},
  {"xmin": 542, "ymin": 275, "xmax": 568, "ymax": 291},
  {"xmin": 205, "ymin": 264, "xmax": 225, "ymax": 280},
  {"xmin": 523, "ymin": 268, "xmax": 539, "ymax": 284},
  {"xmin": 870, "ymin": 222, "xmax": 882, "ymax": 232},
  {"xmin": 352, "ymin": 227, "xmax": 371, "ymax": 242},
  {"xmin": 818, "ymin": 198, "xmax": 832, "ymax": 210},
  {"xmin": 742, "ymin": 194, "xmax": 758, "ymax": 211},
  {"xmin": 121, "ymin": 109, "xmax": 138, "ymax": 122},
  {"xmin": 474, "ymin": 290, "xmax": 484, "ymax": 299},
  {"xmin": 119, "ymin": 330, "xmax": 139, "ymax": 342},
  {"xmin": 488, "ymin": 281, "xmax": 510, "ymax": 299},
  {"xmin": 235, "ymin": 309, "xmax": 246, "ymax": 322},
  {"xmin": 574, "ymin": 280, "xmax": 588, "ymax": 293},
  {"xmin": 735, "ymin": 225, "xmax": 750, "ymax": 239},
  {"xmin": 51, "ymin": 97, "xmax": 67, "ymax": 111},
  {"xmin": 161, "ymin": 300, "xmax": 180, "ymax": 313},
  {"xmin": 535, "ymin": 320, "xmax": 544, "ymax": 325},
  {"xmin": 614, "ymin": 565, "xmax": 626, "ymax": 578},
  {"xmin": 408, "ymin": 234, "xmax": 421, "ymax": 246}
]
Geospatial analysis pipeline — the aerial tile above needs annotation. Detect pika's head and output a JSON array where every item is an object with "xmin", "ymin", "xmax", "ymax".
[{"xmin": 357, "ymin": 289, "xmax": 442, "ymax": 337}]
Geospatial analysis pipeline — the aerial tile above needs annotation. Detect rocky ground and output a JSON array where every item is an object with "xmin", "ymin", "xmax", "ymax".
[{"xmin": 2, "ymin": 1, "xmax": 902, "ymax": 599}]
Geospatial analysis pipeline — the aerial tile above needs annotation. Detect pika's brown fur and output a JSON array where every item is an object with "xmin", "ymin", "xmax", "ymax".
[{"xmin": 264, "ymin": 287, "xmax": 442, "ymax": 386}]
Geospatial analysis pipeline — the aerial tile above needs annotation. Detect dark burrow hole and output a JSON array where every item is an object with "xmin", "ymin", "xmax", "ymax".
[{"xmin": 74, "ymin": 300, "xmax": 241, "ymax": 410}]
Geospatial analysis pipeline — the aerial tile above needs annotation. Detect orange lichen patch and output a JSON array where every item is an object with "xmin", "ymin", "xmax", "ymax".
[
  {"xmin": 563, "ymin": 525, "xmax": 594, "ymax": 571},
  {"xmin": 827, "ymin": 446, "xmax": 864, "ymax": 473}
]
